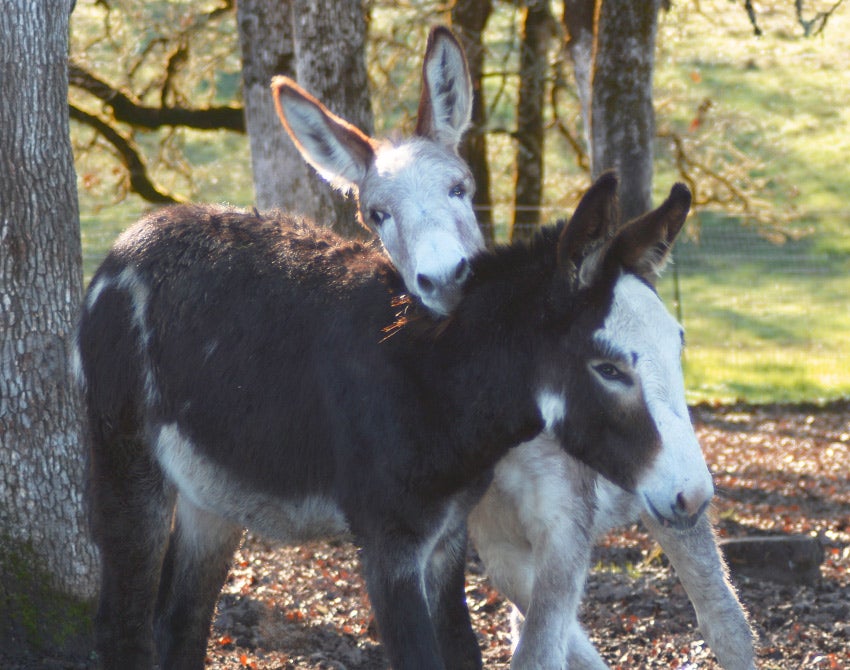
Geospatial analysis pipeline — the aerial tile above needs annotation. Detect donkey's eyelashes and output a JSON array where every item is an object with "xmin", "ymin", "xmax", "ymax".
[
  {"xmin": 591, "ymin": 361, "xmax": 633, "ymax": 386},
  {"xmin": 369, "ymin": 210, "xmax": 390, "ymax": 227}
]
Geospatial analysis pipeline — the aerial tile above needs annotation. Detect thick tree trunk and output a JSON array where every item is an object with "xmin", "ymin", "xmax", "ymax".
[
  {"xmin": 590, "ymin": 0, "xmax": 661, "ymax": 221},
  {"xmin": 237, "ymin": 0, "xmax": 372, "ymax": 238},
  {"xmin": 0, "ymin": 0, "xmax": 98, "ymax": 657},
  {"xmin": 512, "ymin": 0, "xmax": 554, "ymax": 243},
  {"xmin": 451, "ymin": 0, "xmax": 495, "ymax": 246}
]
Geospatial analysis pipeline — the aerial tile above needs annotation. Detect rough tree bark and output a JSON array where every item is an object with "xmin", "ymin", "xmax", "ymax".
[
  {"xmin": 237, "ymin": 0, "xmax": 372, "ymax": 238},
  {"xmin": 562, "ymin": 0, "xmax": 661, "ymax": 221},
  {"xmin": 561, "ymin": 0, "xmax": 594, "ymax": 150},
  {"xmin": 590, "ymin": 0, "xmax": 661, "ymax": 221},
  {"xmin": 451, "ymin": 0, "xmax": 495, "ymax": 246},
  {"xmin": 512, "ymin": 0, "xmax": 555, "ymax": 243},
  {"xmin": 0, "ymin": 0, "xmax": 98, "ymax": 658}
]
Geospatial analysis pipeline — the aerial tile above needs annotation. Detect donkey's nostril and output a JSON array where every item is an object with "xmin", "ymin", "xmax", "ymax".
[
  {"xmin": 672, "ymin": 490, "xmax": 710, "ymax": 520},
  {"xmin": 416, "ymin": 273, "xmax": 435, "ymax": 294},
  {"xmin": 454, "ymin": 257, "xmax": 470, "ymax": 283},
  {"xmin": 673, "ymin": 492, "xmax": 689, "ymax": 517}
]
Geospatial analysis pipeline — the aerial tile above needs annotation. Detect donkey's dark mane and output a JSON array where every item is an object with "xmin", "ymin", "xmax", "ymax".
[{"xmin": 468, "ymin": 221, "xmax": 565, "ymax": 286}]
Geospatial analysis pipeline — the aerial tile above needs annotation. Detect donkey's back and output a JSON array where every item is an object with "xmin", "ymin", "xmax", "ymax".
[{"xmin": 77, "ymin": 205, "xmax": 404, "ymax": 537}]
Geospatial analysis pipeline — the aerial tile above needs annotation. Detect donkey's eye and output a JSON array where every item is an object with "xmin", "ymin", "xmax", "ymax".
[
  {"xmin": 370, "ymin": 210, "xmax": 390, "ymax": 227},
  {"xmin": 593, "ymin": 362, "xmax": 631, "ymax": 385},
  {"xmin": 449, "ymin": 183, "xmax": 466, "ymax": 198}
]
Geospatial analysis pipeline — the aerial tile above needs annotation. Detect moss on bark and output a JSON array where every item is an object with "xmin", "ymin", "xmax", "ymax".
[{"xmin": 0, "ymin": 535, "xmax": 95, "ymax": 662}]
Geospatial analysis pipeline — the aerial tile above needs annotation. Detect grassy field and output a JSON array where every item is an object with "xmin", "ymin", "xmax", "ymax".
[{"xmin": 73, "ymin": 1, "xmax": 850, "ymax": 403}]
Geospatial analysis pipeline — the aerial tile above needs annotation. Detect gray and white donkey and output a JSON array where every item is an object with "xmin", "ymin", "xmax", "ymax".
[
  {"xmin": 272, "ymin": 26, "xmax": 484, "ymax": 316},
  {"xmin": 277, "ymin": 27, "xmax": 754, "ymax": 670},
  {"xmin": 463, "ymin": 185, "xmax": 756, "ymax": 669}
]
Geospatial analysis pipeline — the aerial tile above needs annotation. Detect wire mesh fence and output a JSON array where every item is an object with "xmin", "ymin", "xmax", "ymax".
[
  {"xmin": 654, "ymin": 216, "xmax": 850, "ymax": 402},
  {"xmin": 81, "ymin": 209, "xmax": 850, "ymax": 403}
]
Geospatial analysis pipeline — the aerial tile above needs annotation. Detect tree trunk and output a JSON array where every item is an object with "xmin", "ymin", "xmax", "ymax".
[
  {"xmin": 237, "ymin": 0, "xmax": 372, "ymax": 238},
  {"xmin": 512, "ymin": 0, "xmax": 555, "ymax": 243},
  {"xmin": 0, "ymin": 1, "xmax": 98, "ymax": 658},
  {"xmin": 590, "ymin": 0, "xmax": 661, "ymax": 221},
  {"xmin": 451, "ymin": 0, "xmax": 495, "ymax": 246},
  {"xmin": 561, "ymin": 0, "xmax": 594, "ymax": 151}
]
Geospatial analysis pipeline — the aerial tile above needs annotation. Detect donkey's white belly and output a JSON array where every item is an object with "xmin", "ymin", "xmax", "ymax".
[{"xmin": 154, "ymin": 422, "xmax": 349, "ymax": 541}]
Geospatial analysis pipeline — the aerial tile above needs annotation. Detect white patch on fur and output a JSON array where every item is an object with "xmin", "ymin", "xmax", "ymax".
[
  {"xmin": 70, "ymin": 337, "xmax": 86, "ymax": 391},
  {"xmin": 154, "ymin": 423, "xmax": 348, "ymax": 542},
  {"xmin": 82, "ymin": 268, "xmax": 158, "ymax": 404},
  {"xmin": 203, "ymin": 340, "xmax": 219, "ymax": 361},
  {"xmin": 595, "ymin": 273, "xmax": 713, "ymax": 522},
  {"xmin": 415, "ymin": 500, "xmax": 461, "ymax": 615},
  {"xmin": 362, "ymin": 139, "xmax": 484, "ymax": 315},
  {"xmin": 84, "ymin": 274, "xmax": 111, "ymax": 312},
  {"xmin": 174, "ymin": 494, "xmax": 242, "ymax": 556},
  {"xmin": 535, "ymin": 389, "xmax": 567, "ymax": 433}
]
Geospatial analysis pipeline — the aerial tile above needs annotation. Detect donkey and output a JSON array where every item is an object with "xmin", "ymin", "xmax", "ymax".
[
  {"xmin": 473, "ymin": 456, "xmax": 756, "ymax": 670},
  {"xmin": 272, "ymin": 26, "xmax": 485, "ymax": 317},
  {"xmin": 467, "ymin": 186, "xmax": 755, "ymax": 669},
  {"xmin": 75, "ymin": 173, "xmax": 714, "ymax": 670}
]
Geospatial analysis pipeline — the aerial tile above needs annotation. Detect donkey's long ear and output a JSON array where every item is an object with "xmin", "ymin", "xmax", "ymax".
[
  {"xmin": 272, "ymin": 76, "xmax": 378, "ymax": 190},
  {"xmin": 556, "ymin": 171, "xmax": 620, "ymax": 286},
  {"xmin": 609, "ymin": 183, "xmax": 691, "ymax": 282},
  {"xmin": 415, "ymin": 26, "xmax": 473, "ymax": 152}
]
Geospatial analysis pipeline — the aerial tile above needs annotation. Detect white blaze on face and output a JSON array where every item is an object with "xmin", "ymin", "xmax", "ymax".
[
  {"xmin": 362, "ymin": 140, "xmax": 485, "ymax": 315},
  {"xmin": 596, "ymin": 273, "xmax": 714, "ymax": 526}
]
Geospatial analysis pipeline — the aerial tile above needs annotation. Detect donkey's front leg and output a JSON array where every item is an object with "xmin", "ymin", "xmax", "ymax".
[
  {"xmin": 361, "ymin": 535, "xmax": 448, "ymax": 670},
  {"xmin": 509, "ymin": 462, "xmax": 602, "ymax": 670},
  {"xmin": 510, "ymin": 520, "xmax": 598, "ymax": 670},
  {"xmin": 642, "ymin": 511, "xmax": 756, "ymax": 670},
  {"xmin": 425, "ymin": 520, "xmax": 482, "ymax": 670},
  {"xmin": 154, "ymin": 496, "xmax": 243, "ymax": 670}
]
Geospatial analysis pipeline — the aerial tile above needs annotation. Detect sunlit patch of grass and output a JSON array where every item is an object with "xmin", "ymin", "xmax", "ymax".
[
  {"xmin": 591, "ymin": 561, "xmax": 645, "ymax": 579},
  {"xmin": 683, "ymin": 348, "xmax": 850, "ymax": 404}
]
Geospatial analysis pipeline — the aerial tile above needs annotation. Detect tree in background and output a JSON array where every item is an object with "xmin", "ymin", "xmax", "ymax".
[
  {"xmin": 451, "ymin": 0, "xmax": 496, "ymax": 245},
  {"xmin": 0, "ymin": 1, "xmax": 98, "ymax": 660},
  {"xmin": 565, "ymin": 0, "xmax": 663, "ymax": 222},
  {"xmin": 70, "ymin": 0, "xmax": 242, "ymax": 205},
  {"xmin": 237, "ymin": 0, "xmax": 372, "ymax": 237},
  {"xmin": 512, "ymin": 0, "xmax": 557, "ymax": 242},
  {"xmin": 68, "ymin": 1, "xmax": 810, "ymax": 242}
]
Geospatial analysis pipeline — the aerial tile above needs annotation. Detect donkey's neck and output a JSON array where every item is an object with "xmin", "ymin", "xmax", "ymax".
[{"xmin": 388, "ymin": 236, "xmax": 562, "ymax": 495}]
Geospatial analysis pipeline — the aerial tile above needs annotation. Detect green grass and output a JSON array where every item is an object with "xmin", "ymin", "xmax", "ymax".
[
  {"xmin": 73, "ymin": 1, "xmax": 850, "ymax": 403},
  {"xmin": 655, "ymin": 215, "xmax": 850, "ymax": 402}
]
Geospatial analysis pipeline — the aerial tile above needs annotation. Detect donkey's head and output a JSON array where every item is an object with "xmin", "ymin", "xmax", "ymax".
[
  {"xmin": 535, "ymin": 173, "xmax": 713, "ymax": 529},
  {"xmin": 272, "ymin": 26, "xmax": 485, "ymax": 316}
]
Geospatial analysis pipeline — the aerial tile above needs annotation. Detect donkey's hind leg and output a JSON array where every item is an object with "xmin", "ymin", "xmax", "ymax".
[
  {"xmin": 154, "ymin": 496, "xmax": 243, "ymax": 670},
  {"xmin": 89, "ymin": 435, "xmax": 175, "ymax": 670},
  {"xmin": 425, "ymin": 521, "xmax": 482, "ymax": 670}
]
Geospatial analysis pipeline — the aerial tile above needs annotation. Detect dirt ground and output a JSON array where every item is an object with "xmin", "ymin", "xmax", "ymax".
[
  {"xmin": 203, "ymin": 402, "xmax": 850, "ymax": 670},
  {"xmin": 8, "ymin": 402, "xmax": 850, "ymax": 669}
]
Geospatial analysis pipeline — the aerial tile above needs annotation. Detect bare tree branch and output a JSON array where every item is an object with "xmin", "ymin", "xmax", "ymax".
[
  {"xmin": 549, "ymin": 59, "xmax": 590, "ymax": 172},
  {"xmin": 795, "ymin": 0, "xmax": 845, "ymax": 36},
  {"xmin": 69, "ymin": 62, "xmax": 244, "ymax": 132},
  {"xmin": 743, "ymin": 0, "xmax": 763, "ymax": 36},
  {"xmin": 69, "ymin": 105, "xmax": 181, "ymax": 204}
]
